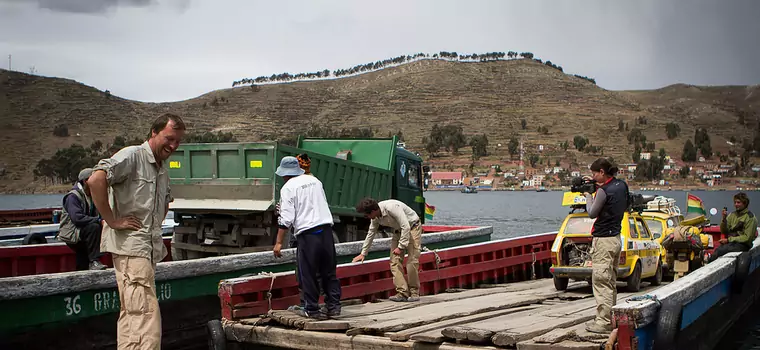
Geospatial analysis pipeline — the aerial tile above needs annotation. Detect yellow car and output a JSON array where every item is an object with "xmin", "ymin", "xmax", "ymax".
[{"xmin": 549, "ymin": 193, "xmax": 664, "ymax": 292}]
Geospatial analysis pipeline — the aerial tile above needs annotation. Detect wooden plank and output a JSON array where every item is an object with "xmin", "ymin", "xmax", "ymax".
[
  {"xmin": 442, "ymin": 298, "xmax": 596, "ymax": 342},
  {"xmin": 338, "ymin": 279, "xmax": 556, "ymax": 319},
  {"xmin": 346, "ymin": 292, "xmax": 547, "ymax": 336},
  {"xmin": 442, "ymin": 290, "xmax": 639, "ymax": 347},
  {"xmin": 533, "ymin": 327, "xmax": 578, "ymax": 344},
  {"xmin": 304, "ymin": 320, "xmax": 351, "ymax": 331},
  {"xmin": 491, "ymin": 294, "xmax": 630, "ymax": 347},
  {"xmin": 224, "ymin": 322, "xmax": 504, "ymax": 350},
  {"xmin": 533, "ymin": 322, "xmax": 610, "ymax": 345},
  {"xmin": 239, "ymin": 317, "xmax": 272, "ymax": 326},
  {"xmin": 395, "ymin": 305, "xmax": 543, "ymax": 342},
  {"xmin": 266, "ymin": 310, "xmax": 350, "ymax": 331},
  {"xmin": 517, "ymin": 340, "xmax": 600, "ymax": 350}
]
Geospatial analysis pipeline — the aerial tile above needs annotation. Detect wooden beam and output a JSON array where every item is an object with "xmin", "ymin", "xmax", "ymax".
[
  {"xmin": 347, "ymin": 292, "xmax": 546, "ymax": 336},
  {"xmin": 398, "ymin": 305, "xmax": 543, "ymax": 342},
  {"xmin": 224, "ymin": 322, "xmax": 503, "ymax": 350}
]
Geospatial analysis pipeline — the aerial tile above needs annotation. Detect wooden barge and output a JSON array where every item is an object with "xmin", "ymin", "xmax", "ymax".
[{"xmin": 213, "ymin": 227, "xmax": 760, "ymax": 350}]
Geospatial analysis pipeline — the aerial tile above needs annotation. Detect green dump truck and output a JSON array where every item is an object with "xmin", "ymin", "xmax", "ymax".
[{"xmin": 167, "ymin": 136, "xmax": 426, "ymax": 260}]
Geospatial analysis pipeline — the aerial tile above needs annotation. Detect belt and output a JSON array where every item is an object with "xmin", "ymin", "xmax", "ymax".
[{"xmin": 302, "ymin": 224, "xmax": 331, "ymax": 235}]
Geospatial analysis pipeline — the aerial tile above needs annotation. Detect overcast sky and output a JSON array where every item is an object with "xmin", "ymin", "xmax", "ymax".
[{"xmin": 1, "ymin": 0, "xmax": 759, "ymax": 102}]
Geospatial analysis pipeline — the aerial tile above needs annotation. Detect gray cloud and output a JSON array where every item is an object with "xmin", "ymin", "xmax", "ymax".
[
  {"xmin": 0, "ymin": 0, "xmax": 757, "ymax": 102},
  {"xmin": 0, "ymin": 0, "xmax": 156, "ymax": 14}
]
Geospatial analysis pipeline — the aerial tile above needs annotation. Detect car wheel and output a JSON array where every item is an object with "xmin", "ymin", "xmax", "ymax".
[
  {"xmin": 553, "ymin": 276, "xmax": 569, "ymax": 291},
  {"xmin": 647, "ymin": 260, "xmax": 663, "ymax": 286},
  {"xmin": 625, "ymin": 261, "xmax": 642, "ymax": 292}
]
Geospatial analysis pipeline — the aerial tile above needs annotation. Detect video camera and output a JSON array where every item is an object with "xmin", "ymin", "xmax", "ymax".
[{"xmin": 570, "ymin": 177, "xmax": 597, "ymax": 194}]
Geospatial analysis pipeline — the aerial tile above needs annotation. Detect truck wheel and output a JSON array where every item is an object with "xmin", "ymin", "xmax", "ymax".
[
  {"xmin": 625, "ymin": 262, "xmax": 642, "ymax": 292},
  {"xmin": 171, "ymin": 233, "xmax": 203, "ymax": 261},
  {"xmin": 206, "ymin": 320, "xmax": 227, "ymax": 350},
  {"xmin": 646, "ymin": 260, "xmax": 663, "ymax": 286},
  {"xmin": 22, "ymin": 232, "xmax": 47, "ymax": 245},
  {"xmin": 553, "ymin": 276, "xmax": 569, "ymax": 291}
]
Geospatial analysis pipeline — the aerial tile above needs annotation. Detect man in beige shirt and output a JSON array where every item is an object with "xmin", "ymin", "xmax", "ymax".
[
  {"xmin": 88, "ymin": 114, "xmax": 185, "ymax": 350},
  {"xmin": 352, "ymin": 198, "xmax": 423, "ymax": 302}
]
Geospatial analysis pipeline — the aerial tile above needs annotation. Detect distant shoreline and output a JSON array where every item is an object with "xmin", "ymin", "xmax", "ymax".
[{"xmin": 426, "ymin": 185, "xmax": 759, "ymax": 192}]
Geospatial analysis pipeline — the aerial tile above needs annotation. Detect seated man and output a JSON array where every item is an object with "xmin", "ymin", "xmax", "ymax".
[
  {"xmin": 709, "ymin": 192, "xmax": 757, "ymax": 263},
  {"xmin": 58, "ymin": 168, "xmax": 106, "ymax": 270}
]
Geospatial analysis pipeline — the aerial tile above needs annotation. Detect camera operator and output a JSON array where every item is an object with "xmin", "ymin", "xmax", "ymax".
[{"xmin": 582, "ymin": 158, "xmax": 629, "ymax": 334}]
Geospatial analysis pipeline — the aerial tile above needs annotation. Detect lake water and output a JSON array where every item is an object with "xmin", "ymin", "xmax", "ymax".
[{"xmin": 2, "ymin": 189, "xmax": 759, "ymax": 348}]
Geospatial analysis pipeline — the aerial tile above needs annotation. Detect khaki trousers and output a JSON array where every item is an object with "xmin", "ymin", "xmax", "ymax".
[
  {"xmin": 390, "ymin": 224, "xmax": 422, "ymax": 297},
  {"xmin": 113, "ymin": 254, "xmax": 161, "ymax": 350},
  {"xmin": 591, "ymin": 236, "xmax": 622, "ymax": 326}
]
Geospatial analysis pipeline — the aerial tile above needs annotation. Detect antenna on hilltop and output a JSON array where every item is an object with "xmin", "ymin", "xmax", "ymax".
[{"xmin": 8, "ymin": 54, "xmax": 11, "ymax": 71}]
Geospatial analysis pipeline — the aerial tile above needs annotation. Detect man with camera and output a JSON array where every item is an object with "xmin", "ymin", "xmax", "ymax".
[
  {"xmin": 581, "ymin": 158, "xmax": 628, "ymax": 334},
  {"xmin": 709, "ymin": 192, "xmax": 757, "ymax": 262}
]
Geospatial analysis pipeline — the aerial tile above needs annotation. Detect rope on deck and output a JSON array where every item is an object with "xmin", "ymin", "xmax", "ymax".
[
  {"xmin": 422, "ymin": 246, "xmax": 442, "ymax": 283},
  {"xmin": 255, "ymin": 271, "xmax": 277, "ymax": 312},
  {"xmin": 625, "ymin": 294, "xmax": 661, "ymax": 308}
]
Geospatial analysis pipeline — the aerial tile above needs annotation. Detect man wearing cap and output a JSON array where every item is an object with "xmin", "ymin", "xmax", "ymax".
[
  {"xmin": 58, "ymin": 168, "xmax": 106, "ymax": 270},
  {"xmin": 272, "ymin": 156, "xmax": 341, "ymax": 320}
]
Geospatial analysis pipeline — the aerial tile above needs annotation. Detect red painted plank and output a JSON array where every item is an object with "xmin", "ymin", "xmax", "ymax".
[
  {"xmin": 222, "ymin": 233, "xmax": 556, "ymax": 319},
  {"xmin": 0, "ymin": 238, "xmax": 172, "ymax": 277}
]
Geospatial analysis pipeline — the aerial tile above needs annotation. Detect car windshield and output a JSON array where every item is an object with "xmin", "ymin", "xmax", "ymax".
[
  {"xmin": 563, "ymin": 217, "xmax": 596, "ymax": 234},
  {"xmin": 645, "ymin": 219, "xmax": 663, "ymax": 238}
]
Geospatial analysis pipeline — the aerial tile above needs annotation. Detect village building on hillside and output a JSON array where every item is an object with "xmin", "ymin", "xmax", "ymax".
[{"xmin": 430, "ymin": 172, "xmax": 463, "ymax": 186}]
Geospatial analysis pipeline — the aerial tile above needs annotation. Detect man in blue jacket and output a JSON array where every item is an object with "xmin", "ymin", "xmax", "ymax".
[{"xmin": 59, "ymin": 168, "xmax": 106, "ymax": 270}]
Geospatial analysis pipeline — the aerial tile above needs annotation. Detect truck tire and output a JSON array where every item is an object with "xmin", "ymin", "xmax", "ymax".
[
  {"xmin": 22, "ymin": 232, "xmax": 47, "ymax": 245},
  {"xmin": 206, "ymin": 320, "xmax": 227, "ymax": 350},
  {"xmin": 171, "ymin": 233, "xmax": 203, "ymax": 261}
]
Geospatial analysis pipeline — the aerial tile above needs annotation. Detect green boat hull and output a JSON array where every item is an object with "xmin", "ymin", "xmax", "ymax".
[{"xmin": 0, "ymin": 228, "xmax": 490, "ymax": 349}]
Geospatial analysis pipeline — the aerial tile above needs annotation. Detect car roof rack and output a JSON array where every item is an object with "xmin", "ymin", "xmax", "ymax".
[{"xmin": 641, "ymin": 195, "xmax": 682, "ymax": 216}]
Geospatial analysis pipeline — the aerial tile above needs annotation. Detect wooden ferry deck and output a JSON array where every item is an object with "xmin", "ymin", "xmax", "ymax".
[{"xmin": 221, "ymin": 279, "xmax": 661, "ymax": 349}]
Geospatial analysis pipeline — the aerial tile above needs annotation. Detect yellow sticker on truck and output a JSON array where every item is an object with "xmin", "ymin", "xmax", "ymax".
[
  {"xmin": 249, "ymin": 160, "xmax": 263, "ymax": 168},
  {"xmin": 169, "ymin": 161, "xmax": 181, "ymax": 169}
]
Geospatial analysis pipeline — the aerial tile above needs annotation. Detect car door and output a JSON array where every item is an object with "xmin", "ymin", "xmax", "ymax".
[{"xmin": 635, "ymin": 217, "xmax": 658, "ymax": 276}]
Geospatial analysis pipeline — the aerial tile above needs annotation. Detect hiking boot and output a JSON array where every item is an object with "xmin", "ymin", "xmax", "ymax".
[
  {"xmin": 585, "ymin": 320, "xmax": 613, "ymax": 334},
  {"xmin": 89, "ymin": 261, "xmax": 107, "ymax": 270},
  {"xmin": 407, "ymin": 295, "xmax": 420, "ymax": 302},
  {"xmin": 320, "ymin": 306, "xmax": 341, "ymax": 317},
  {"xmin": 388, "ymin": 294, "xmax": 408, "ymax": 302},
  {"xmin": 290, "ymin": 309, "xmax": 328, "ymax": 321}
]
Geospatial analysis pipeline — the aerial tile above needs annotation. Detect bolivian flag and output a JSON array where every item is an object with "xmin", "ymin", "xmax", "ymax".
[
  {"xmin": 425, "ymin": 203, "xmax": 436, "ymax": 220},
  {"xmin": 687, "ymin": 193, "xmax": 706, "ymax": 215}
]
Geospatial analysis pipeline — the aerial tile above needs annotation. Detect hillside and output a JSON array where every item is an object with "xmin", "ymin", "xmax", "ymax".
[{"xmin": 0, "ymin": 58, "xmax": 758, "ymax": 193}]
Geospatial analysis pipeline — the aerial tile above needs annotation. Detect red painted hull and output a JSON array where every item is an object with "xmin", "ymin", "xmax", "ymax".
[
  {"xmin": 0, "ymin": 238, "xmax": 173, "ymax": 277},
  {"xmin": 218, "ymin": 232, "xmax": 556, "ymax": 320},
  {"xmin": 0, "ymin": 208, "xmax": 59, "ymax": 225},
  {"xmin": 0, "ymin": 225, "xmax": 480, "ymax": 278}
]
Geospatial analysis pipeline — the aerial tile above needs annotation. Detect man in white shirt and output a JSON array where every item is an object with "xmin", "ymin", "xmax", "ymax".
[
  {"xmin": 352, "ymin": 198, "xmax": 423, "ymax": 302},
  {"xmin": 273, "ymin": 156, "xmax": 341, "ymax": 319}
]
